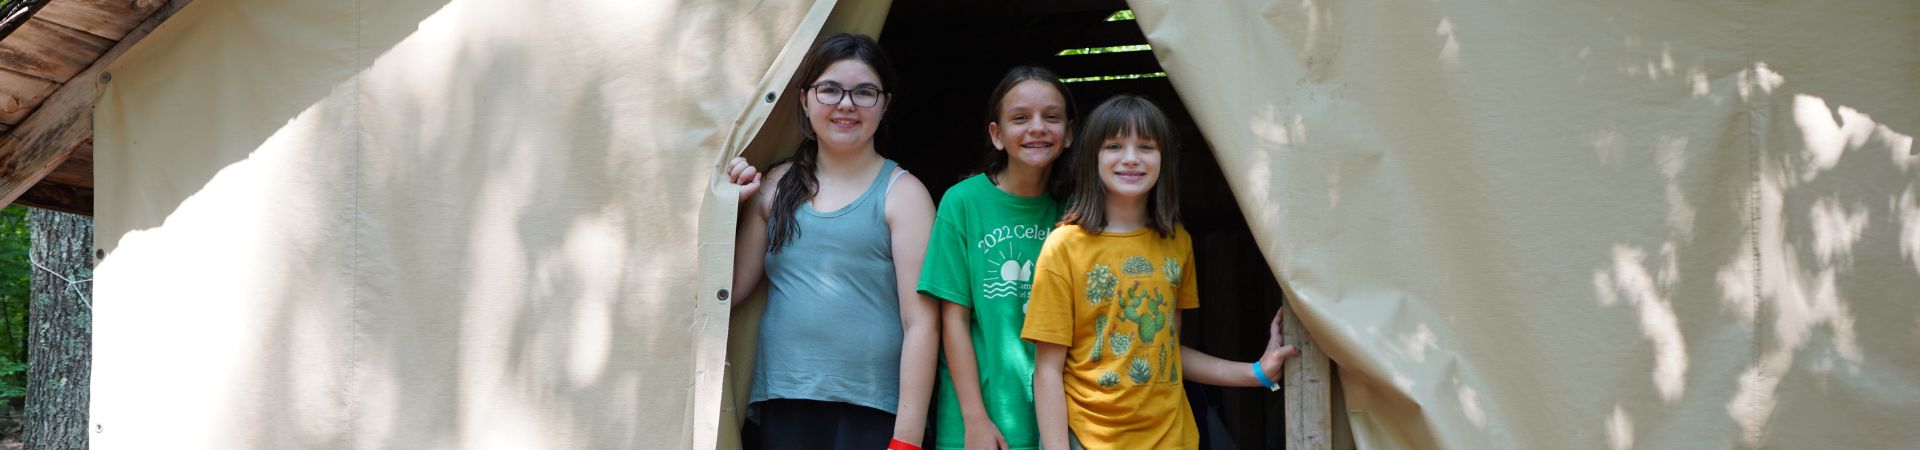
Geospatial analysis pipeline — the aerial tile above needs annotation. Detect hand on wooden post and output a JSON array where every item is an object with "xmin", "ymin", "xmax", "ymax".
[{"xmin": 1259, "ymin": 307, "xmax": 1301, "ymax": 383}]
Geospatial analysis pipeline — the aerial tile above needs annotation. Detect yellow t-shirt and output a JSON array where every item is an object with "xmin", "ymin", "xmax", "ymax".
[{"xmin": 1021, "ymin": 224, "xmax": 1200, "ymax": 449}]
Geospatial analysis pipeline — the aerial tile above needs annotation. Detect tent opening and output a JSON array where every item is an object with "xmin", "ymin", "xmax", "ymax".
[{"xmin": 876, "ymin": 2, "xmax": 1348, "ymax": 448}]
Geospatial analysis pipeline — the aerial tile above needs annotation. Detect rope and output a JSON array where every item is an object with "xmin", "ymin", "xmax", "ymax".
[{"xmin": 27, "ymin": 254, "xmax": 90, "ymax": 311}]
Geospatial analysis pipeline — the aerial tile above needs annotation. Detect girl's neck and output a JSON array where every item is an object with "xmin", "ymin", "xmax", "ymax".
[
  {"xmin": 815, "ymin": 143, "xmax": 883, "ymax": 179},
  {"xmin": 993, "ymin": 162, "xmax": 1048, "ymax": 197},
  {"xmin": 1103, "ymin": 193, "xmax": 1149, "ymax": 232}
]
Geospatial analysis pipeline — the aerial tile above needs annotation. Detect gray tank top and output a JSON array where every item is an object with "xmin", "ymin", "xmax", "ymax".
[{"xmin": 751, "ymin": 159, "xmax": 904, "ymax": 414}]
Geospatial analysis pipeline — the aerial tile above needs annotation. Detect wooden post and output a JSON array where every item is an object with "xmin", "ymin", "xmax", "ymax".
[{"xmin": 1283, "ymin": 300, "xmax": 1331, "ymax": 450}]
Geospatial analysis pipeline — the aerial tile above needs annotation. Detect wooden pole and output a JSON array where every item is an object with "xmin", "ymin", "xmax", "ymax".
[{"xmin": 1283, "ymin": 299, "xmax": 1332, "ymax": 450}]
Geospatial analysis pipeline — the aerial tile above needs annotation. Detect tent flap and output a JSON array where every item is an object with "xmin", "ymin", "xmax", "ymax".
[
  {"xmin": 92, "ymin": 0, "xmax": 856, "ymax": 447},
  {"xmin": 1129, "ymin": 0, "xmax": 1919, "ymax": 448}
]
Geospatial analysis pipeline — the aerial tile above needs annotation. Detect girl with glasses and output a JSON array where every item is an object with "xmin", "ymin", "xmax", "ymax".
[{"xmin": 725, "ymin": 33, "xmax": 939, "ymax": 450}]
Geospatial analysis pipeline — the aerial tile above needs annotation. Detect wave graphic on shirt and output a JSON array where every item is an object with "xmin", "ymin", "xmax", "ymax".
[
  {"xmin": 983, "ymin": 280, "xmax": 1024, "ymax": 298},
  {"xmin": 982, "ymin": 259, "xmax": 1034, "ymax": 298}
]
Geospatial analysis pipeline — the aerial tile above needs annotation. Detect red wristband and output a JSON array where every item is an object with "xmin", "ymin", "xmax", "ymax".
[{"xmin": 888, "ymin": 438, "xmax": 921, "ymax": 450}]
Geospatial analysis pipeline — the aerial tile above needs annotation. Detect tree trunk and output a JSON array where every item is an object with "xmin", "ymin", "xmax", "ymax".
[{"xmin": 25, "ymin": 209, "xmax": 89, "ymax": 449}]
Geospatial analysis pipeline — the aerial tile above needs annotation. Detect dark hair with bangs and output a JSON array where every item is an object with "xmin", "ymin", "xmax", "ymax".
[
  {"xmin": 1060, "ymin": 94, "xmax": 1181, "ymax": 237},
  {"xmin": 982, "ymin": 65, "xmax": 1077, "ymax": 199},
  {"xmin": 767, "ymin": 33, "xmax": 898, "ymax": 253}
]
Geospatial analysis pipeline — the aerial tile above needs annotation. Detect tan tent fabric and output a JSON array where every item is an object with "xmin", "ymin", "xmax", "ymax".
[
  {"xmin": 1128, "ymin": 0, "xmax": 1918, "ymax": 448},
  {"xmin": 91, "ymin": 0, "xmax": 862, "ymax": 447}
]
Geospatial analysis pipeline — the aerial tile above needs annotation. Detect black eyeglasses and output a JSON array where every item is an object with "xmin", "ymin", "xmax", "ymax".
[{"xmin": 810, "ymin": 83, "xmax": 886, "ymax": 108}]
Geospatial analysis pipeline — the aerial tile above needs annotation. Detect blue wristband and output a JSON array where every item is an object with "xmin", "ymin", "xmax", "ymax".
[{"xmin": 1253, "ymin": 361, "xmax": 1280, "ymax": 391}]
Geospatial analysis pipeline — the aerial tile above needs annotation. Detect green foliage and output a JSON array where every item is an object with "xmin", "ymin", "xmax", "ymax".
[
  {"xmin": 0, "ymin": 359, "xmax": 21, "ymax": 401},
  {"xmin": 1056, "ymin": 44, "xmax": 1151, "ymax": 57},
  {"xmin": 0, "ymin": 205, "xmax": 30, "ymax": 404},
  {"xmin": 1059, "ymin": 72, "xmax": 1168, "ymax": 84}
]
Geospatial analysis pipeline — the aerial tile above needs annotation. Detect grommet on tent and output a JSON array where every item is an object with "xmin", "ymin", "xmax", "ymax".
[
  {"xmin": 764, "ymin": 91, "xmax": 776, "ymax": 103},
  {"xmin": 717, "ymin": 288, "xmax": 730, "ymax": 302},
  {"xmin": 101, "ymin": 72, "xmax": 112, "ymax": 84}
]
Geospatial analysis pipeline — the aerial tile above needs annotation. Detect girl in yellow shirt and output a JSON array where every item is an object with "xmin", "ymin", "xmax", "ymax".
[{"xmin": 1020, "ymin": 95, "xmax": 1300, "ymax": 450}]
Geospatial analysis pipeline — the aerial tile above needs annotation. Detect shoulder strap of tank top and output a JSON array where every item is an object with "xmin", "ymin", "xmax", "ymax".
[{"xmin": 862, "ymin": 159, "xmax": 899, "ymax": 198}]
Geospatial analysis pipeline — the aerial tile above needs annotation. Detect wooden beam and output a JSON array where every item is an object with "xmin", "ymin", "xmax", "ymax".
[
  {"xmin": 0, "ymin": 19, "xmax": 115, "ymax": 82},
  {"xmin": 33, "ymin": 0, "xmax": 167, "ymax": 41},
  {"xmin": 0, "ymin": 0, "xmax": 193, "ymax": 210},
  {"xmin": 38, "ymin": 139, "xmax": 89, "ymax": 189},
  {"xmin": 0, "ymin": 67, "xmax": 54, "ymax": 124},
  {"xmin": 18, "ymin": 137, "xmax": 90, "ymax": 215},
  {"xmin": 14, "ymin": 176, "xmax": 88, "ymax": 215}
]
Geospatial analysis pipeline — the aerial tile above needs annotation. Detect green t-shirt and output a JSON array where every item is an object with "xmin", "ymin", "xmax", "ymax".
[{"xmin": 919, "ymin": 173, "xmax": 1063, "ymax": 450}]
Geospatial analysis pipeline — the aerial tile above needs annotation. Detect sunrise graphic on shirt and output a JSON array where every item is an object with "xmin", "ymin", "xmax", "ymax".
[
  {"xmin": 982, "ymin": 249, "xmax": 1034, "ymax": 313},
  {"xmin": 982, "ymin": 248, "xmax": 1034, "ymax": 300}
]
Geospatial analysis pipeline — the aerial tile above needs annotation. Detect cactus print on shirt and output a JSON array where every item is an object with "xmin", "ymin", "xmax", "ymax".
[{"xmin": 1021, "ymin": 224, "xmax": 1200, "ymax": 450}]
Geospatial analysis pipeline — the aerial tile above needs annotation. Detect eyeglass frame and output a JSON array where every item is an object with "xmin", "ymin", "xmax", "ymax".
[{"xmin": 807, "ymin": 82, "xmax": 889, "ymax": 108}]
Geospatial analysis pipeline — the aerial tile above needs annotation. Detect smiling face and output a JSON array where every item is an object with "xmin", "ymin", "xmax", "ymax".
[
  {"xmin": 802, "ymin": 59, "xmax": 888, "ymax": 153},
  {"xmin": 989, "ymin": 79, "xmax": 1073, "ymax": 173},
  {"xmin": 1096, "ymin": 130, "xmax": 1161, "ymax": 202}
]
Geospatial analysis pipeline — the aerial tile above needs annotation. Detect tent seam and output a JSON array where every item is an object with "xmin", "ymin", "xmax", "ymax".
[
  {"xmin": 1741, "ymin": 0, "xmax": 1763, "ymax": 447},
  {"xmin": 347, "ymin": 0, "xmax": 362, "ymax": 447}
]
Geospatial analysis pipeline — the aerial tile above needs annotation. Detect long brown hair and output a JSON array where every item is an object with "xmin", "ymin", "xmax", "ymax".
[
  {"xmin": 767, "ymin": 33, "xmax": 898, "ymax": 253},
  {"xmin": 982, "ymin": 65, "xmax": 1077, "ymax": 199},
  {"xmin": 1059, "ymin": 94, "xmax": 1181, "ymax": 237}
]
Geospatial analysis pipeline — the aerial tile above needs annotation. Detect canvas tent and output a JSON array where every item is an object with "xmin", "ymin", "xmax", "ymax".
[{"xmin": 77, "ymin": 0, "xmax": 1917, "ymax": 448}]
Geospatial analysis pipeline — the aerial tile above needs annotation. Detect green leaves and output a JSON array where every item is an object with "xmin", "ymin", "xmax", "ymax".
[{"xmin": 0, "ymin": 205, "xmax": 29, "ymax": 404}]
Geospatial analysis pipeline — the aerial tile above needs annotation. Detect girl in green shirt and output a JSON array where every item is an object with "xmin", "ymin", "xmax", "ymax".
[{"xmin": 919, "ymin": 65, "xmax": 1078, "ymax": 450}]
